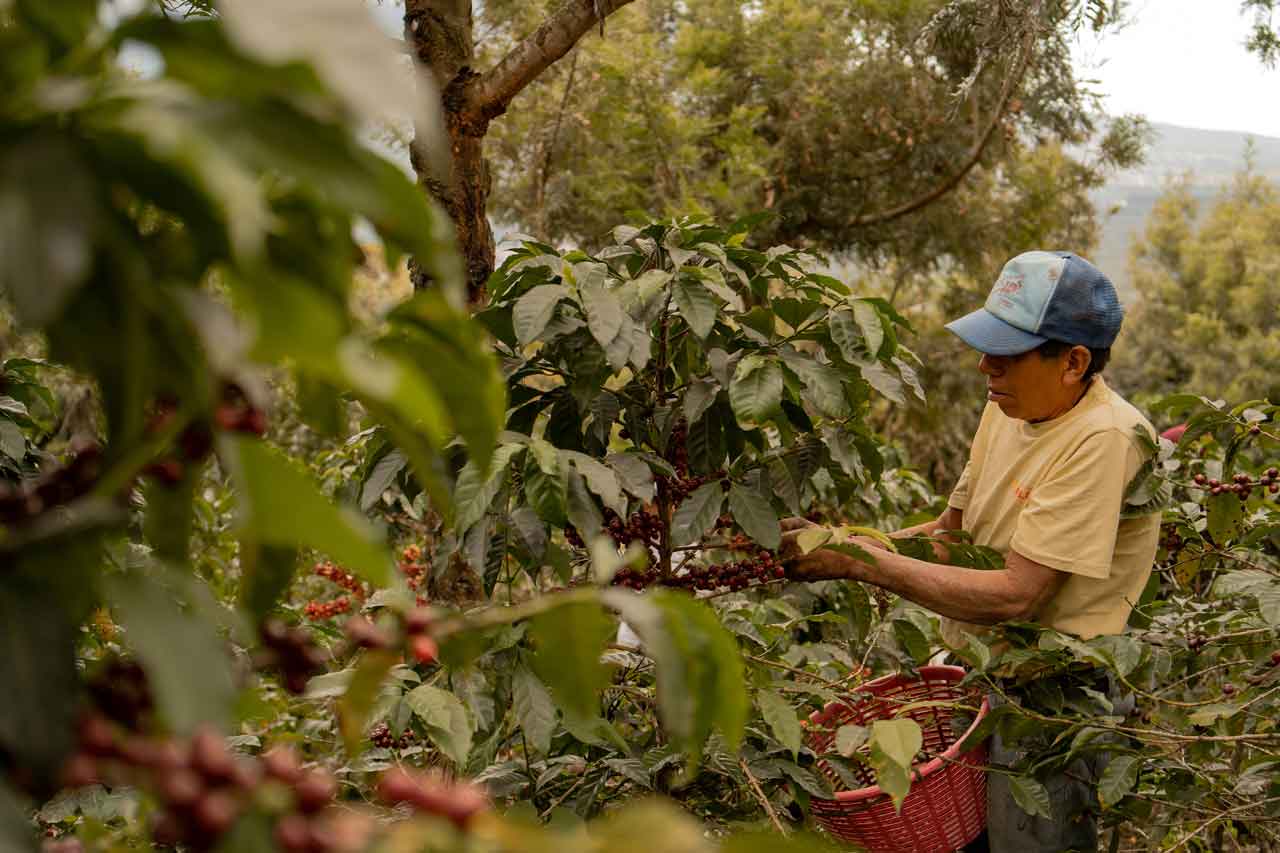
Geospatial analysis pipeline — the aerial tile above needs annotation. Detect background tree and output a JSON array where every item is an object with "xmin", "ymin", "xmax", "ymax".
[
  {"xmin": 1243, "ymin": 0, "xmax": 1280, "ymax": 66},
  {"xmin": 389, "ymin": 0, "xmax": 1135, "ymax": 301},
  {"xmin": 482, "ymin": 0, "xmax": 1143, "ymax": 267},
  {"xmin": 1110, "ymin": 161, "xmax": 1280, "ymax": 408}
]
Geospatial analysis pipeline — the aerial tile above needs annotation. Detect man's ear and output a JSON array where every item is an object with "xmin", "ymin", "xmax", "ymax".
[{"xmin": 1064, "ymin": 345, "xmax": 1092, "ymax": 383}]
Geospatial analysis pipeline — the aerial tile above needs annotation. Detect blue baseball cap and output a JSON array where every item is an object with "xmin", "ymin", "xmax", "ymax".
[{"xmin": 945, "ymin": 251, "xmax": 1124, "ymax": 355}]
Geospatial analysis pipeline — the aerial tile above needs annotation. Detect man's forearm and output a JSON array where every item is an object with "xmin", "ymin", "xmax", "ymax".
[
  {"xmin": 828, "ymin": 548, "xmax": 1028, "ymax": 625},
  {"xmin": 888, "ymin": 506, "xmax": 963, "ymax": 562}
]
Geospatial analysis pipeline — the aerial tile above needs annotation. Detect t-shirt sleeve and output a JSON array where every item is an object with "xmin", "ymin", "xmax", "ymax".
[
  {"xmin": 1009, "ymin": 430, "xmax": 1142, "ymax": 579},
  {"xmin": 948, "ymin": 403, "xmax": 995, "ymax": 511},
  {"xmin": 948, "ymin": 458, "xmax": 973, "ymax": 510}
]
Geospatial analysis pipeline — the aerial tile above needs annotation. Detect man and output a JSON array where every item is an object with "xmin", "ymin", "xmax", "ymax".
[{"xmin": 782, "ymin": 251, "xmax": 1162, "ymax": 852}]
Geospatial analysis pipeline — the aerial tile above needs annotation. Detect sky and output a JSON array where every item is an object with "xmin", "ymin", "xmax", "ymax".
[{"xmin": 1071, "ymin": 0, "xmax": 1280, "ymax": 138}]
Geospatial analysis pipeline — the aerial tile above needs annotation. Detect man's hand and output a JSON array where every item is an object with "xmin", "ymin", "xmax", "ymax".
[{"xmin": 779, "ymin": 518, "xmax": 874, "ymax": 582}]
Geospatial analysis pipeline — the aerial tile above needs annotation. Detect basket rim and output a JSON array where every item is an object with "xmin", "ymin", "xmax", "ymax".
[{"xmin": 806, "ymin": 664, "xmax": 989, "ymax": 805}]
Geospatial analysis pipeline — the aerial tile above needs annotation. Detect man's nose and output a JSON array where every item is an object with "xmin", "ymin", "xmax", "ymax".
[{"xmin": 978, "ymin": 354, "xmax": 1001, "ymax": 376}]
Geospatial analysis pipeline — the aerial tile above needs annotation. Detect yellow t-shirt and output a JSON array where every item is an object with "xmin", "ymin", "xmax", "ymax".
[{"xmin": 941, "ymin": 377, "xmax": 1161, "ymax": 643}]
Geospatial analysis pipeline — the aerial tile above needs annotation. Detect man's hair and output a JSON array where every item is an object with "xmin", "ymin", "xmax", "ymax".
[{"xmin": 1034, "ymin": 339, "xmax": 1110, "ymax": 384}]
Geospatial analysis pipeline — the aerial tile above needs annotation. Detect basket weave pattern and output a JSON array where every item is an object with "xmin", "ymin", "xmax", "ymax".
[{"xmin": 804, "ymin": 665, "xmax": 989, "ymax": 853}]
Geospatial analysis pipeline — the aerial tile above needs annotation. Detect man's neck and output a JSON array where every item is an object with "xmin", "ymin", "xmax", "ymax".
[{"xmin": 1028, "ymin": 378, "xmax": 1093, "ymax": 424}]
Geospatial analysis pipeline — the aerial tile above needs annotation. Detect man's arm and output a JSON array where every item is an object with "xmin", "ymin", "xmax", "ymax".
[
  {"xmin": 887, "ymin": 506, "xmax": 963, "ymax": 562},
  {"xmin": 781, "ymin": 533, "xmax": 1068, "ymax": 625},
  {"xmin": 888, "ymin": 505, "xmax": 963, "ymax": 539}
]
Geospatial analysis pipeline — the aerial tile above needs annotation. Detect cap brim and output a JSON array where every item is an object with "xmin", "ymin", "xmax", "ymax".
[{"xmin": 945, "ymin": 308, "xmax": 1047, "ymax": 355}]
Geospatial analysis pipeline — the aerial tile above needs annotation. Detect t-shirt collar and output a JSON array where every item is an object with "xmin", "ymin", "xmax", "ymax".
[{"xmin": 1017, "ymin": 375, "xmax": 1109, "ymax": 437}]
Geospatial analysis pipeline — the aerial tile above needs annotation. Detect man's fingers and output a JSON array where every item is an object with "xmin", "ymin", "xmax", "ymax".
[{"xmin": 780, "ymin": 516, "xmax": 819, "ymax": 532}]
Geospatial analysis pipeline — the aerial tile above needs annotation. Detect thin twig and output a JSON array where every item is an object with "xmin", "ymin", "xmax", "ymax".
[{"xmin": 740, "ymin": 757, "xmax": 789, "ymax": 836}]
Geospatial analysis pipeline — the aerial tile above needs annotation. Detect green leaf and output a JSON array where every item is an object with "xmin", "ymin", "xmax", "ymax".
[
  {"xmin": 778, "ymin": 349, "xmax": 851, "ymax": 419},
  {"xmin": 827, "ymin": 309, "xmax": 862, "ymax": 362},
  {"xmin": 453, "ymin": 443, "xmax": 521, "ymax": 534},
  {"xmin": 870, "ymin": 718, "xmax": 922, "ymax": 768},
  {"xmin": 0, "ymin": 136, "xmax": 95, "ymax": 328},
  {"xmin": 1009, "ymin": 776, "xmax": 1053, "ymax": 819},
  {"xmin": 0, "ymin": 419, "xmax": 26, "ymax": 461},
  {"xmin": 671, "ymin": 481, "xmax": 725, "ymax": 546},
  {"xmin": 223, "ymin": 436, "xmax": 390, "ymax": 587},
  {"xmin": 580, "ymin": 273, "xmax": 624, "ymax": 348},
  {"xmin": 566, "ymin": 469, "xmax": 604, "ymax": 542},
  {"xmin": 142, "ymin": 473, "xmax": 198, "ymax": 564},
  {"xmin": 604, "ymin": 590, "xmax": 748, "ymax": 768},
  {"xmin": 672, "ymin": 275, "xmax": 719, "ymax": 340},
  {"xmin": 858, "ymin": 360, "xmax": 905, "ymax": 404},
  {"xmin": 1207, "ymin": 492, "xmax": 1245, "ymax": 543},
  {"xmin": 0, "ymin": 566, "xmax": 83, "ymax": 792},
  {"xmin": 512, "ymin": 666, "xmax": 558, "ymax": 754},
  {"xmin": 337, "ymin": 649, "xmax": 397, "ymax": 757},
  {"xmin": 529, "ymin": 601, "xmax": 613, "ymax": 721},
  {"xmin": 757, "ymin": 689, "xmax": 803, "ymax": 758},
  {"xmin": 850, "ymin": 300, "xmax": 885, "ymax": 357},
  {"xmin": 682, "ymin": 378, "xmax": 720, "ymax": 425},
  {"xmin": 382, "ymin": 291, "xmax": 508, "ymax": 469},
  {"xmin": 835, "ymin": 724, "xmax": 869, "ymax": 757},
  {"xmin": 105, "ymin": 568, "xmax": 237, "ymax": 735},
  {"xmin": 1097, "ymin": 754, "xmax": 1140, "ymax": 808},
  {"xmin": 869, "ymin": 753, "xmax": 911, "ymax": 812},
  {"xmin": 359, "ymin": 449, "xmax": 406, "ymax": 512},
  {"xmin": 513, "ymin": 284, "xmax": 567, "ymax": 346},
  {"xmin": 562, "ymin": 450, "xmax": 625, "ymax": 516},
  {"xmin": 0, "ymin": 782, "xmax": 36, "ymax": 853},
  {"xmin": 728, "ymin": 483, "xmax": 780, "ymax": 550},
  {"xmin": 219, "ymin": 0, "xmax": 429, "ymax": 127},
  {"xmin": 238, "ymin": 544, "xmax": 300, "ymax": 624},
  {"xmin": 607, "ymin": 452, "xmax": 656, "ymax": 503},
  {"xmin": 729, "ymin": 355, "xmax": 783, "ymax": 428},
  {"xmin": 796, "ymin": 527, "xmax": 833, "ymax": 554},
  {"xmin": 405, "ymin": 684, "xmax": 474, "ymax": 767},
  {"xmin": 892, "ymin": 618, "xmax": 931, "ymax": 665},
  {"xmin": 524, "ymin": 457, "xmax": 568, "ymax": 527}
]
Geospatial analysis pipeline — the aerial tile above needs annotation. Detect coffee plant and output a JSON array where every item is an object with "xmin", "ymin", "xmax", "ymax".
[
  {"xmin": 0, "ymin": 2, "xmax": 908, "ymax": 851},
  {"xmin": 4, "ymin": 3, "xmax": 1280, "ymax": 853}
]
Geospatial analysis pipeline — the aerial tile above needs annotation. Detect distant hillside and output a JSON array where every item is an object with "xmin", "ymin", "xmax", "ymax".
[{"xmin": 1090, "ymin": 122, "xmax": 1280, "ymax": 295}]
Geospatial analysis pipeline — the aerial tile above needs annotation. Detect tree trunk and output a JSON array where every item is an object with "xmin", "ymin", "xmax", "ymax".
[
  {"xmin": 404, "ymin": 0, "xmax": 494, "ymax": 304},
  {"xmin": 403, "ymin": 0, "xmax": 640, "ymax": 305}
]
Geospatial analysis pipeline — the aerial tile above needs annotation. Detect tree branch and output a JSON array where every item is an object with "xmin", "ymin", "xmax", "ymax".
[
  {"xmin": 471, "ymin": 0, "xmax": 637, "ymax": 117},
  {"xmin": 849, "ymin": 17, "xmax": 1038, "ymax": 229}
]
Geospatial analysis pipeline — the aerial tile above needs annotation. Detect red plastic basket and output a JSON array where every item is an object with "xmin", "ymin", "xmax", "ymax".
[{"xmin": 803, "ymin": 665, "xmax": 989, "ymax": 853}]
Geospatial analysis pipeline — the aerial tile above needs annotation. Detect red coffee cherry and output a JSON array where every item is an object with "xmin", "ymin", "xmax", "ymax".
[
  {"xmin": 273, "ymin": 814, "xmax": 312, "ymax": 853},
  {"xmin": 261, "ymin": 747, "xmax": 303, "ymax": 785},
  {"xmin": 190, "ymin": 727, "xmax": 235, "ymax": 783},
  {"xmin": 294, "ymin": 769, "xmax": 337, "ymax": 814},
  {"xmin": 77, "ymin": 714, "xmax": 117, "ymax": 758},
  {"xmin": 411, "ymin": 635, "xmax": 439, "ymax": 665},
  {"xmin": 193, "ymin": 790, "xmax": 240, "ymax": 835}
]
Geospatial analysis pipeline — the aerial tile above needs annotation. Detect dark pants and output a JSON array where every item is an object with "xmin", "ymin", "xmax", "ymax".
[{"xmin": 965, "ymin": 688, "xmax": 1134, "ymax": 853}]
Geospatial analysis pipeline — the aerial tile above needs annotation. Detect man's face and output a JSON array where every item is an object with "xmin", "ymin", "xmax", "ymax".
[{"xmin": 978, "ymin": 348, "xmax": 1079, "ymax": 422}]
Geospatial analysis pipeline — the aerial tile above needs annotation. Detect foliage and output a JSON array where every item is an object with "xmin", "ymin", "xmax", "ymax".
[
  {"xmin": 0, "ymin": 2, "xmax": 786, "ymax": 850},
  {"xmin": 482, "ymin": 0, "xmax": 1147, "ymax": 269},
  {"xmin": 1243, "ymin": 0, "xmax": 1280, "ymax": 67},
  {"xmin": 1111, "ymin": 163, "xmax": 1280, "ymax": 407}
]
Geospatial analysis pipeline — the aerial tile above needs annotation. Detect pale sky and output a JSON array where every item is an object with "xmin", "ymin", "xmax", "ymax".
[{"xmin": 1071, "ymin": 0, "xmax": 1280, "ymax": 138}]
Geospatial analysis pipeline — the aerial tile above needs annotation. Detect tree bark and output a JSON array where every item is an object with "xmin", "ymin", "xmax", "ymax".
[{"xmin": 404, "ymin": 0, "xmax": 638, "ymax": 305}]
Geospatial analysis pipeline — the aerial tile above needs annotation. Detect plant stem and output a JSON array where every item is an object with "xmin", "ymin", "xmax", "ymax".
[{"xmin": 739, "ymin": 757, "xmax": 789, "ymax": 836}]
